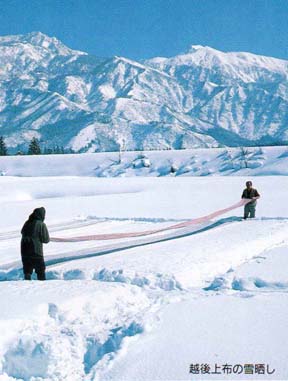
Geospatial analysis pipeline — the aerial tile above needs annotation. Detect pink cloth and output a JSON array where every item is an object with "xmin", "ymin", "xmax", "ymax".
[{"xmin": 51, "ymin": 199, "xmax": 251, "ymax": 242}]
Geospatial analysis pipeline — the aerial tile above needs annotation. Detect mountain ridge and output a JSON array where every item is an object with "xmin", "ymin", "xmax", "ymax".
[{"xmin": 0, "ymin": 32, "xmax": 287, "ymax": 153}]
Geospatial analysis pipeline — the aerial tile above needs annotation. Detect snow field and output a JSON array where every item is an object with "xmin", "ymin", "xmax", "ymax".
[
  {"xmin": 101, "ymin": 244, "xmax": 288, "ymax": 380},
  {"xmin": 0, "ymin": 282, "xmax": 153, "ymax": 381},
  {"xmin": 0, "ymin": 146, "xmax": 288, "ymax": 178},
  {"xmin": 0, "ymin": 171, "xmax": 288, "ymax": 380}
]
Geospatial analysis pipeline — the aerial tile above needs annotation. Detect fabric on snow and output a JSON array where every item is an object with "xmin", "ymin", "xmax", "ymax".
[{"xmin": 50, "ymin": 199, "xmax": 251, "ymax": 242}]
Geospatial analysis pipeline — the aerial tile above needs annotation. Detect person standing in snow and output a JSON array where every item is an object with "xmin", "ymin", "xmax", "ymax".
[
  {"xmin": 21, "ymin": 207, "xmax": 50, "ymax": 280},
  {"xmin": 241, "ymin": 181, "xmax": 260, "ymax": 219}
]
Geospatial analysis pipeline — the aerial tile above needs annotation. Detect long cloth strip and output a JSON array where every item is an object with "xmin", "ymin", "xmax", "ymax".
[{"xmin": 50, "ymin": 199, "xmax": 251, "ymax": 242}]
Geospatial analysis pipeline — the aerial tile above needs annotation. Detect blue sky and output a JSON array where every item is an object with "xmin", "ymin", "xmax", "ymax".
[{"xmin": 0, "ymin": 0, "xmax": 287, "ymax": 60}]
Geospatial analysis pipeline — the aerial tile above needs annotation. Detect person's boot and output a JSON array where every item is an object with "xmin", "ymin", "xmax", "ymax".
[
  {"xmin": 37, "ymin": 271, "xmax": 46, "ymax": 281},
  {"xmin": 24, "ymin": 273, "xmax": 31, "ymax": 280}
]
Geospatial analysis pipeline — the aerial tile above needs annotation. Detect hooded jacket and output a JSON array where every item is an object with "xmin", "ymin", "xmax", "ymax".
[{"xmin": 21, "ymin": 207, "xmax": 50, "ymax": 257}]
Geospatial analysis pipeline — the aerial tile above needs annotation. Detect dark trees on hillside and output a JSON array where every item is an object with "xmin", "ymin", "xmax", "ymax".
[
  {"xmin": 28, "ymin": 137, "xmax": 41, "ymax": 155},
  {"xmin": 0, "ymin": 136, "xmax": 8, "ymax": 156}
]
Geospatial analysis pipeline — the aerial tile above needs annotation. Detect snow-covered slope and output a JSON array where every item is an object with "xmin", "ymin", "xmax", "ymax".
[
  {"xmin": 1, "ymin": 146, "xmax": 288, "ymax": 177},
  {"xmin": 145, "ymin": 45, "xmax": 288, "ymax": 144},
  {"xmin": 1, "ymin": 32, "xmax": 288, "ymax": 153}
]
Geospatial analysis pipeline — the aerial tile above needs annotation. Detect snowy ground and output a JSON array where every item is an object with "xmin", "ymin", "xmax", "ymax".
[
  {"xmin": 0, "ymin": 159, "xmax": 288, "ymax": 380},
  {"xmin": 0, "ymin": 146, "xmax": 288, "ymax": 177}
]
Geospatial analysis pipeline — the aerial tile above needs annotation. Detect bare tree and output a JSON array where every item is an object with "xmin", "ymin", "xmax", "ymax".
[
  {"xmin": 117, "ymin": 137, "xmax": 126, "ymax": 164},
  {"xmin": 239, "ymin": 146, "xmax": 251, "ymax": 168}
]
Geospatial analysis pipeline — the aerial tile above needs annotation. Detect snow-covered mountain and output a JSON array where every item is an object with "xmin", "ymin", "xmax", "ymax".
[{"xmin": 0, "ymin": 32, "xmax": 287, "ymax": 153}]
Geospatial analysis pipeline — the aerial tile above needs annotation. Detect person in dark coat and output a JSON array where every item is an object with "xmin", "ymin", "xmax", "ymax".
[
  {"xmin": 241, "ymin": 181, "xmax": 260, "ymax": 219},
  {"xmin": 21, "ymin": 207, "xmax": 50, "ymax": 280}
]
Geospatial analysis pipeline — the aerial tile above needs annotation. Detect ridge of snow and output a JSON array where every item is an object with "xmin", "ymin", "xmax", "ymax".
[
  {"xmin": 1, "ymin": 32, "xmax": 288, "ymax": 153},
  {"xmin": 0, "ymin": 31, "xmax": 86, "ymax": 57},
  {"xmin": 146, "ymin": 44, "xmax": 288, "ymax": 76}
]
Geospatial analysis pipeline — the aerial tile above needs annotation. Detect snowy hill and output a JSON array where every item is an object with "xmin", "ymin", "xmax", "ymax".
[
  {"xmin": 0, "ymin": 32, "xmax": 288, "ymax": 153},
  {"xmin": 1, "ymin": 146, "xmax": 288, "ymax": 177}
]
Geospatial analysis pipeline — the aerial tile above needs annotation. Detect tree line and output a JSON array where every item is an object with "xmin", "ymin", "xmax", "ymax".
[{"xmin": 0, "ymin": 136, "xmax": 74, "ymax": 156}]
